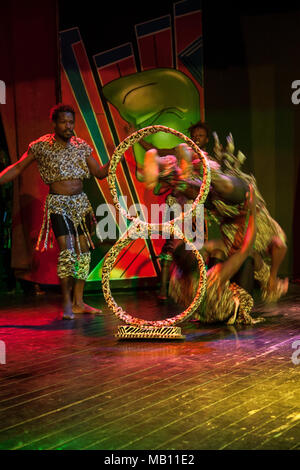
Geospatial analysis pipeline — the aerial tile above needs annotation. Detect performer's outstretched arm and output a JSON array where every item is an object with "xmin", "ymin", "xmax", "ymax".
[
  {"xmin": 0, "ymin": 149, "xmax": 35, "ymax": 185},
  {"xmin": 173, "ymin": 172, "xmax": 248, "ymax": 203},
  {"xmin": 211, "ymin": 171, "xmax": 248, "ymax": 203},
  {"xmin": 86, "ymin": 155, "xmax": 110, "ymax": 180},
  {"xmin": 213, "ymin": 185, "xmax": 257, "ymax": 286}
]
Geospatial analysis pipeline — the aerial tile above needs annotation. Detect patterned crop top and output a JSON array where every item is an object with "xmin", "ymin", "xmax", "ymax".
[{"xmin": 28, "ymin": 134, "xmax": 92, "ymax": 185}]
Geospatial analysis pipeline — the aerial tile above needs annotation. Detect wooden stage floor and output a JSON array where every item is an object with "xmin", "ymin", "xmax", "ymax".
[{"xmin": 0, "ymin": 283, "xmax": 299, "ymax": 450}]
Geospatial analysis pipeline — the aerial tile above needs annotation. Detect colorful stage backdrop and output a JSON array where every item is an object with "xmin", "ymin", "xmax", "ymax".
[
  {"xmin": 59, "ymin": 0, "xmax": 205, "ymax": 286},
  {"xmin": 0, "ymin": 0, "xmax": 204, "ymax": 286},
  {"xmin": 2, "ymin": 1, "xmax": 300, "ymax": 286},
  {"xmin": 0, "ymin": 0, "xmax": 59, "ymax": 285}
]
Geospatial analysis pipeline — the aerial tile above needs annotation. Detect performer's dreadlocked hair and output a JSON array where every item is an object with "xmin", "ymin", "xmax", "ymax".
[
  {"xmin": 49, "ymin": 104, "xmax": 75, "ymax": 122},
  {"xmin": 188, "ymin": 121, "xmax": 210, "ymax": 139}
]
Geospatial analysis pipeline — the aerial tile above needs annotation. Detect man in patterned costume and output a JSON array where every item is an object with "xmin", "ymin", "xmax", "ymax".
[{"xmin": 0, "ymin": 104, "xmax": 109, "ymax": 319}]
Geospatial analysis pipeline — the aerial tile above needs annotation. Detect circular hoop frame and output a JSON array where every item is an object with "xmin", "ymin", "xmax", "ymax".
[
  {"xmin": 102, "ymin": 225, "xmax": 206, "ymax": 327},
  {"xmin": 108, "ymin": 125, "xmax": 211, "ymax": 230}
]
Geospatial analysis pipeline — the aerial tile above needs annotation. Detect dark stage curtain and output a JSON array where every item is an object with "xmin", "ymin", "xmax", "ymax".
[
  {"xmin": 0, "ymin": 0, "xmax": 60, "ymax": 284},
  {"xmin": 204, "ymin": 5, "xmax": 300, "ymax": 279}
]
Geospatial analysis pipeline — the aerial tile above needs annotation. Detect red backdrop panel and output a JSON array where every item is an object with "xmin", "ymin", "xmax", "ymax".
[{"xmin": 0, "ymin": 0, "xmax": 59, "ymax": 284}]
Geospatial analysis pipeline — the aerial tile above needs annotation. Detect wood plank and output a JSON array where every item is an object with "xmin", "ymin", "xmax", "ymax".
[{"xmin": 0, "ymin": 285, "xmax": 299, "ymax": 450}]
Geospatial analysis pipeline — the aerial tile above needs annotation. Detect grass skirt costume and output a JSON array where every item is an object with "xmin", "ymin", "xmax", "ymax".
[
  {"xmin": 36, "ymin": 192, "xmax": 96, "ymax": 280},
  {"xmin": 169, "ymin": 255, "xmax": 259, "ymax": 325},
  {"xmin": 29, "ymin": 133, "xmax": 97, "ymax": 281},
  {"xmin": 210, "ymin": 137, "xmax": 287, "ymax": 303}
]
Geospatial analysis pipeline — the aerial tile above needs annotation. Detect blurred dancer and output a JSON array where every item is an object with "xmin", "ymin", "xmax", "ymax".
[
  {"xmin": 170, "ymin": 186, "xmax": 264, "ymax": 325},
  {"xmin": 210, "ymin": 133, "xmax": 288, "ymax": 302}
]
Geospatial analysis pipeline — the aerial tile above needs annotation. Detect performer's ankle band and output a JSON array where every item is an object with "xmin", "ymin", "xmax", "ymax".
[
  {"xmin": 74, "ymin": 252, "xmax": 91, "ymax": 280},
  {"xmin": 57, "ymin": 249, "xmax": 77, "ymax": 278}
]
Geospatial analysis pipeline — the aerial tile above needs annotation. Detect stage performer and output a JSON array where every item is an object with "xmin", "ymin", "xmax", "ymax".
[
  {"xmin": 136, "ymin": 120, "xmax": 244, "ymax": 300},
  {"xmin": 210, "ymin": 133, "xmax": 288, "ymax": 303},
  {"xmin": 142, "ymin": 135, "xmax": 250, "ymax": 300},
  {"xmin": 169, "ymin": 185, "xmax": 264, "ymax": 325},
  {"xmin": 0, "ymin": 104, "xmax": 109, "ymax": 320},
  {"xmin": 147, "ymin": 133, "xmax": 288, "ymax": 304}
]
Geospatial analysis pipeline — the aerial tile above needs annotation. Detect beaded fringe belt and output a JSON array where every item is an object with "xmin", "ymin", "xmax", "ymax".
[{"xmin": 36, "ymin": 192, "xmax": 96, "ymax": 254}]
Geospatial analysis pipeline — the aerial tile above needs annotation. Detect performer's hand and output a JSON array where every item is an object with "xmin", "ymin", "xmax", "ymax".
[
  {"xmin": 108, "ymin": 151, "xmax": 125, "ymax": 164},
  {"xmin": 124, "ymin": 122, "xmax": 136, "ymax": 135},
  {"xmin": 245, "ymin": 184, "xmax": 256, "ymax": 214},
  {"xmin": 208, "ymin": 159, "xmax": 221, "ymax": 171},
  {"xmin": 267, "ymin": 276, "xmax": 289, "ymax": 301}
]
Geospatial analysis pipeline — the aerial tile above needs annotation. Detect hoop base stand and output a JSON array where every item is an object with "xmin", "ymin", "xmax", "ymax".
[{"xmin": 116, "ymin": 325, "xmax": 185, "ymax": 340}]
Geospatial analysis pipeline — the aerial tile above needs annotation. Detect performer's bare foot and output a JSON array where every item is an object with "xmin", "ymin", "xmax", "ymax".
[
  {"xmin": 264, "ymin": 276, "xmax": 289, "ymax": 303},
  {"xmin": 72, "ymin": 302, "xmax": 102, "ymax": 314},
  {"xmin": 62, "ymin": 302, "xmax": 75, "ymax": 320},
  {"xmin": 34, "ymin": 283, "xmax": 46, "ymax": 296}
]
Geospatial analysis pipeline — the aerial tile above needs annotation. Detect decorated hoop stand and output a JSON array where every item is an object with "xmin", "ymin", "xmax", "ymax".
[{"xmin": 102, "ymin": 125, "xmax": 211, "ymax": 339}]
